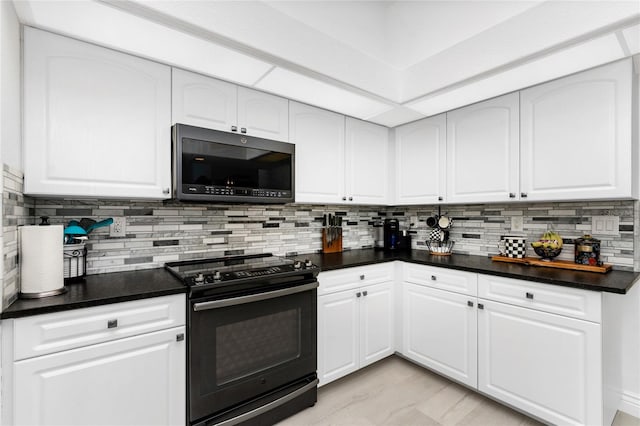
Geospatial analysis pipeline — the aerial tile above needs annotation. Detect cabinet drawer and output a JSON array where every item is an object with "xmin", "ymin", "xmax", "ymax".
[
  {"xmin": 318, "ymin": 263, "xmax": 394, "ymax": 295},
  {"xmin": 403, "ymin": 263, "xmax": 477, "ymax": 296},
  {"xmin": 478, "ymin": 274, "xmax": 601, "ymax": 322},
  {"xmin": 14, "ymin": 294, "xmax": 186, "ymax": 360}
]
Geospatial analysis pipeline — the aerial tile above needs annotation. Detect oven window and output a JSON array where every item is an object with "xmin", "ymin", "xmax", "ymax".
[{"xmin": 215, "ymin": 308, "xmax": 301, "ymax": 385}]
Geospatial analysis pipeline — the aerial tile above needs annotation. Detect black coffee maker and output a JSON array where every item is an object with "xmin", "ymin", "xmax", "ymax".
[
  {"xmin": 384, "ymin": 218, "xmax": 411, "ymax": 251},
  {"xmin": 383, "ymin": 219, "xmax": 400, "ymax": 251}
]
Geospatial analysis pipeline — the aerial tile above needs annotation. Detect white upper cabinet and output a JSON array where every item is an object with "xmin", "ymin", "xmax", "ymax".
[
  {"xmin": 290, "ymin": 101, "xmax": 345, "ymax": 203},
  {"xmin": 291, "ymin": 103, "xmax": 390, "ymax": 205},
  {"xmin": 172, "ymin": 68, "xmax": 237, "ymax": 132},
  {"xmin": 520, "ymin": 59, "xmax": 634, "ymax": 201},
  {"xmin": 395, "ymin": 114, "xmax": 446, "ymax": 205},
  {"xmin": 237, "ymin": 87, "xmax": 289, "ymax": 141},
  {"xmin": 172, "ymin": 69, "xmax": 289, "ymax": 142},
  {"xmin": 23, "ymin": 27, "xmax": 172, "ymax": 199},
  {"xmin": 446, "ymin": 93, "xmax": 520, "ymax": 203},
  {"xmin": 345, "ymin": 117, "xmax": 390, "ymax": 205}
]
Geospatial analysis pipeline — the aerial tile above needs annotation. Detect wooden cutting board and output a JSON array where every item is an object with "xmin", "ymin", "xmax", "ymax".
[{"xmin": 491, "ymin": 256, "xmax": 612, "ymax": 273}]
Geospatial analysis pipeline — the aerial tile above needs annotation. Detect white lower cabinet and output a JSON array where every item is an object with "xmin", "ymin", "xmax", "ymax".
[
  {"xmin": 4, "ymin": 295, "xmax": 186, "ymax": 426},
  {"xmin": 14, "ymin": 326, "xmax": 186, "ymax": 426},
  {"xmin": 318, "ymin": 281, "xmax": 394, "ymax": 386},
  {"xmin": 402, "ymin": 283, "xmax": 477, "ymax": 388},
  {"xmin": 477, "ymin": 298, "xmax": 601, "ymax": 426}
]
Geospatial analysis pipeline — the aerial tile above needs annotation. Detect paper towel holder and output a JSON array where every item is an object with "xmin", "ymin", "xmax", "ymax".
[{"xmin": 19, "ymin": 225, "xmax": 68, "ymax": 299}]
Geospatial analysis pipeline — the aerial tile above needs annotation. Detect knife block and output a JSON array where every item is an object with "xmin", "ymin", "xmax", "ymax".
[{"xmin": 322, "ymin": 227, "xmax": 343, "ymax": 253}]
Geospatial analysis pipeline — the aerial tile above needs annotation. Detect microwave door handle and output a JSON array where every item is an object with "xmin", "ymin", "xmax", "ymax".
[{"xmin": 192, "ymin": 282, "xmax": 318, "ymax": 311}]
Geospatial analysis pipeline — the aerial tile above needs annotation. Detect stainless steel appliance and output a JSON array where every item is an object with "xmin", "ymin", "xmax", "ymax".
[
  {"xmin": 166, "ymin": 254, "xmax": 318, "ymax": 426},
  {"xmin": 173, "ymin": 124, "xmax": 295, "ymax": 203}
]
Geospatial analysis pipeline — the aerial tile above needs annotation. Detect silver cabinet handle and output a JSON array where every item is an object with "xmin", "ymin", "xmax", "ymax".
[
  {"xmin": 478, "ymin": 303, "xmax": 484, "ymax": 310},
  {"xmin": 240, "ymin": 127, "xmax": 247, "ymax": 134},
  {"xmin": 162, "ymin": 188, "xmax": 170, "ymax": 195},
  {"xmin": 360, "ymin": 275, "xmax": 365, "ymax": 280},
  {"xmin": 431, "ymin": 275, "xmax": 437, "ymax": 281},
  {"xmin": 363, "ymin": 291, "xmax": 368, "ymax": 297},
  {"xmin": 348, "ymin": 197, "xmax": 353, "ymax": 201},
  {"xmin": 107, "ymin": 319, "xmax": 118, "ymax": 329},
  {"xmin": 342, "ymin": 196, "xmax": 347, "ymax": 201},
  {"xmin": 193, "ymin": 282, "xmax": 318, "ymax": 311},
  {"xmin": 231, "ymin": 125, "xmax": 238, "ymax": 132},
  {"xmin": 356, "ymin": 292, "xmax": 362, "ymax": 298},
  {"xmin": 509, "ymin": 193, "xmax": 516, "ymax": 198},
  {"xmin": 521, "ymin": 192, "xmax": 528, "ymax": 198},
  {"xmin": 176, "ymin": 333, "xmax": 185, "ymax": 342},
  {"xmin": 526, "ymin": 292, "xmax": 534, "ymax": 299},
  {"xmin": 467, "ymin": 301, "xmax": 474, "ymax": 307},
  {"xmin": 438, "ymin": 196, "xmax": 443, "ymax": 201}
]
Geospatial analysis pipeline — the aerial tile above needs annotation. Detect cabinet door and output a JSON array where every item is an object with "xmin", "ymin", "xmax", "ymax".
[
  {"xmin": 359, "ymin": 282, "xmax": 394, "ymax": 368},
  {"xmin": 478, "ymin": 299, "xmax": 602, "ymax": 426},
  {"xmin": 345, "ymin": 118, "xmax": 390, "ymax": 205},
  {"xmin": 520, "ymin": 59, "xmax": 633, "ymax": 201},
  {"xmin": 446, "ymin": 93, "xmax": 519, "ymax": 203},
  {"xmin": 402, "ymin": 283, "xmax": 477, "ymax": 388},
  {"xmin": 23, "ymin": 27, "xmax": 171, "ymax": 199},
  {"xmin": 290, "ymin": 101, "xmax": 346, "ymax": 203},
  {"xmin": 395, "ymin": 114, "xmax": 446, "ymax": 205},
  {"xmin": 237, "ymin": 87, "xmax": 289, "ymax": 142},
  {"xmin": 172, "ymin": 68, "xmax": 237, "ymax": 132},
  {"xmin": 14, "ymin": 326, "xmax": 186, "ymax": 426},
  {"xmin": 317, "ymin": 290, "xmax": 359, "ymax": 386}
]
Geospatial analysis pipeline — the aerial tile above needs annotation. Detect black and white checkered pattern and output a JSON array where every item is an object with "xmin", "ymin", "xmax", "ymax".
[
  {"xmin": 505, "ymin": 238, "xmax": 526, "ymax": 258},
  {"xmin": 429, "ymin": 228, "xmax": 442, "ymax": 242}
]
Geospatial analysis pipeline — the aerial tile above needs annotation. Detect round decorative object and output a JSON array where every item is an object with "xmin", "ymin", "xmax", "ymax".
[
  {"xmin": 533, "ymin": 246, "xmax": 562, "ymax": 260},
  {"xmin": 438, "ymin": 215, "xmax": 451, "ymax": 229},
  {"xmin": 428, "ymin": 228, "xmax": 442, "ymax": 241}
]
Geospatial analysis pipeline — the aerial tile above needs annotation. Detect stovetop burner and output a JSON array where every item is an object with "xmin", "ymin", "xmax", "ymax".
[{"xmin": 165, "ymin": 253, "xmax": 317, "ymax": 288}]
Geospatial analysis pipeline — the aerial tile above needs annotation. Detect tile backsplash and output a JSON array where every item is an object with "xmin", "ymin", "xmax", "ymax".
[
  {"xmin": 34, "ymin": 200, "xmax": 384, "ymax": 275},
  {"xmin": 393, "ymin": 201, "xmax": 635, "ymax": 269},
  {"xmin": 3, "ymin": 165, "xmax": 35, "ymax": 308},
  {"xmin": 31, "ymin": 198, "xmax": 636, "ymax": 276}
]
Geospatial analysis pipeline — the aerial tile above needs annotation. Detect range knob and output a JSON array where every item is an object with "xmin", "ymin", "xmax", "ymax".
[
  {"xmin": 304, "ymin": 259, "xmax": 313, "ymax": 268},
  {"xmin": 213, "ymin": 270, "xmax": 222, "ymax": 281},
  {"xmin": 293, "ymin": 261, "xmax": 302, "ymax": 269},
  {"xmin": 194, "ymin": 273, "xmax": 205, "ymax": 284}
]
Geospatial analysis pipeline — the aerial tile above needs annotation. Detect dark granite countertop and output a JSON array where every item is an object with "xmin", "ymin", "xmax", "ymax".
[
  {"xmin": 3, "ymin": 249, "xmax": 637, "ymax": 320},
  {"xmin": 295, "ymin": 249, "xmax": 640, "ymax": 294},
  {"xmin": 0, "ymin": 268, "xmax": 187, "ymax": 319}
]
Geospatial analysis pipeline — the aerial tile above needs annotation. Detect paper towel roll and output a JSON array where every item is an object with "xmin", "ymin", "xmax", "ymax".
[{"xmin": 19, "ymin": 225, "xmax": 65, "ymax": 297}]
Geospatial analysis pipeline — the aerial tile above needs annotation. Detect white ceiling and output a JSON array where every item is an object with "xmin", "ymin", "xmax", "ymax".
[{"xmin": 12, "ymin": 0, "xmax": 640, "ymax": 127}]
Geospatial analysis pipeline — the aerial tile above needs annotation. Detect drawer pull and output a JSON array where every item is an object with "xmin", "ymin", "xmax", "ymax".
[
  {"xmin": 176, "ymin": 333, "xmax": 185, "ymax": 342},
  {"xmin": 360, "ymin": 275, "xmax": 365, "ymax": 280},
  {"xmin": 526, "ymin": 292, "xmax": 534, "ymax": 299},
  {"xmin": 356, "ymin": 292, "xmax": 362, "ymax": 298},
  {"xmin": 467, "ymin": 301, "xmax": 474, "ymax": 307},
  {"xmin": 478, "ymin": 303, "xmax": 484, "ymax": 310},
  {"xmin": 430, "ymin": 275, "xmax": 437, "ymax": 281},
  {"xmin": 363, "ymin": 291, "xmax": 368, "ymax": 297},
  {"xmin": 107, "ymin": 319, "xmax": 118, "ymax": 329}
]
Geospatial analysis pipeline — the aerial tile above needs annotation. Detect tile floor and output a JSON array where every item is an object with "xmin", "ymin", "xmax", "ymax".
[{"xmin": 278, "ymin": 356, "xmax": 640, "ymax": 426}]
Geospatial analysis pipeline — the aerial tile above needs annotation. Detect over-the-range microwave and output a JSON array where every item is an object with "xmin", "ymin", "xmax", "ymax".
[{"xmin": 172, "ymin": 124, "xmax": 295, "ymax": 203}]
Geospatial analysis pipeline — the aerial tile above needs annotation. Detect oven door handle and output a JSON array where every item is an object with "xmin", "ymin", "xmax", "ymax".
[
  {"xmin": 192, "ymin": 282, "xmax": 318, "ymax": 311},
  {"xmin": 213, "ymin": 378, "xmax": 319, "ymax": 426}
]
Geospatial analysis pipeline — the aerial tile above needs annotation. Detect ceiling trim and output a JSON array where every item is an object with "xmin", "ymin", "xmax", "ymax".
[{"xmin": 98, "ymin": 0, "xmax": 401, "ymax": 108}]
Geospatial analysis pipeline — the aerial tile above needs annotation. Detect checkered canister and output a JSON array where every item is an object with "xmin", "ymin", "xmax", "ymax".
[{"xmin": 505, "ymin": 236, "xmax": 526, "ymax": 258}]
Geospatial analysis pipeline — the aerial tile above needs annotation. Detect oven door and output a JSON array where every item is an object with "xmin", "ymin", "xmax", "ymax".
[{"xmin": 189, "ymin": 281, "xmax": 317, "ymax": 424}]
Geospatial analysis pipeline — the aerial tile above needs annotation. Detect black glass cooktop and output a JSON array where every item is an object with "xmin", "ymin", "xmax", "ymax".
[{"xmin": 165, "ymin": 253, "xmax": 316, "ymax": 287}]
